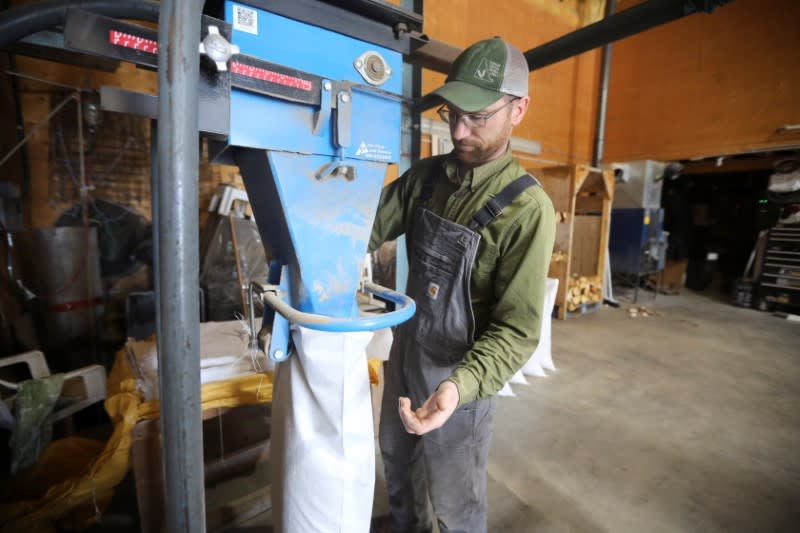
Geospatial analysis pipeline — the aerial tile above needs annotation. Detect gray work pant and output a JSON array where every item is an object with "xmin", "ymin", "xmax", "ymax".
[{"xmin": 379, "ymin": 356, "xmax": 497, "ymax": 533}]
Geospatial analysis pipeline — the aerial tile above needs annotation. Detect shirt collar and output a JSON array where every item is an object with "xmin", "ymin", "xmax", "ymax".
[{"xmin": 444, "ymin": 144, "xmax": 515, "ymax": 189}]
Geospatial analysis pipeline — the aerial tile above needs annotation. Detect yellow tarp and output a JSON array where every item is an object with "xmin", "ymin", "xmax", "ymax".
[{"xmin": 0, "ymin": 349, "xmax": 382, "ymax": 532}]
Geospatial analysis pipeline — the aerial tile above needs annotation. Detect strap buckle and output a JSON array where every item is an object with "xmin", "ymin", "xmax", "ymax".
[{"xmin": 485, "ymin": 198, "xmax": 503, "ymax": 218}]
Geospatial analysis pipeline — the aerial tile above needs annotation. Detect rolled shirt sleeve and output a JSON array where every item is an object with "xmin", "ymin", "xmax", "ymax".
[{"xmin": 447, "ymin": 190, "xmax": 555, "ymax": 406}]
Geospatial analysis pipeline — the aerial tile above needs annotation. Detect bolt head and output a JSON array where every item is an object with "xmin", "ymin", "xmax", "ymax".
[
  {"xmin": 273, "ymin": 350, "xmax": 284, "ymax": 359},
  {"xmin": 323, "ymin": 80, "xmax": 332, "ymax": 91},
  {"xmin": 340, "ymin": 92, "xmax": 350, "ymax": 103}
]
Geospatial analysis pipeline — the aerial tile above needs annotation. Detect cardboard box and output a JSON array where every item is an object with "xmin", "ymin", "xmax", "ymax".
[{"xmin": 661, "ymin": 259, "xmax": 688, "ymax": 294}]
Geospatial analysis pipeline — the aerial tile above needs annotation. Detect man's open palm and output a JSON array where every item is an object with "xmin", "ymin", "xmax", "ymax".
[{"xmin": 398, "ymin": 381, "xmax": 460, "ymax": 435}]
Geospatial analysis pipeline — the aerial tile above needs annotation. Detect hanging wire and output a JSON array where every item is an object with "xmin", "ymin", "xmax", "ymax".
[
  {"xmin": 92, "ymin": 135, "xmax": 138, "ymax": 188},
  {"xmin": 56, "ymin": 122, "xmax": 82, "ymax": 188},
  {"xmin": 0, "ymin": 91, "xmax": 78, "ymax": 169}
]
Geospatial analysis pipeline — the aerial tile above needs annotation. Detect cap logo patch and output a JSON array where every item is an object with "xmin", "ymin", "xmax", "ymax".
[{"xmin": 474, "ymin": 58, "xmax": 501, "ymax": 83}]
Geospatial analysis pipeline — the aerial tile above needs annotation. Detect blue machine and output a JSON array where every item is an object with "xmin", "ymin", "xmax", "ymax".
[
  {"xmin": 59, "ymin": 0, "xmax": 418, "ymax": 362},
  {"xmin": 217, "ymin": 1, "xmax": 415, "ymax": 360},
  {"xmin": 609, "ymin": 207, "xmax": 667, "ymax": 276}
]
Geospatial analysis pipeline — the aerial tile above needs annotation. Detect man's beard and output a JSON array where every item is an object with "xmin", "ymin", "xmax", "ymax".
[{"xmin": 452, "ymin": 121, "xmax": 513, "ymax": 168}]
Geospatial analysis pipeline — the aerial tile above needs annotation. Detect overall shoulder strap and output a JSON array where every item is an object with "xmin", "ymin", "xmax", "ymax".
[
  {"xmin": 470, "ymin": 174, "xmax": 540, "ymax": 230},
  {"xmin": 418, "ymin": 172, "xmax": 436, "ymax": 206},
  {"xmin": 417, "ymin": 159, "xmax": 446, "ymax": 206}
]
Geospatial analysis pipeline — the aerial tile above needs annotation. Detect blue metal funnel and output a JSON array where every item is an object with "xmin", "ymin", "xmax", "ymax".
[
  {"xmin": 220, "ymin": 1, "xmax": 413, "ymax": 328},
  {"xmin": 237, "ymin": 149, "xmax": 387, "ymax": 318}
]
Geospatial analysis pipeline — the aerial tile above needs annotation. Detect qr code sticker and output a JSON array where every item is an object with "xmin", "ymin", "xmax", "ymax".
[{"xmin": 233, "ymin": 5, "xmax": 258, "ymax": 35}]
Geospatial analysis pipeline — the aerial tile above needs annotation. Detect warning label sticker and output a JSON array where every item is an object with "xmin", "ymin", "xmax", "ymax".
[{"xmin": 355, "ymin": 142, "xmax": 393, "ymax": 161}]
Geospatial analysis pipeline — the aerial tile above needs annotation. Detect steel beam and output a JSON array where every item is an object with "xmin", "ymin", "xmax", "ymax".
[{"xmin": 524, "ymin": 0, "xmax": 733, "ymax": 70}]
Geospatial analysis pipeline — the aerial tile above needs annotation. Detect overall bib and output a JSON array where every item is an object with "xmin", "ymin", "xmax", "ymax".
[{"xmin": 379, "ymin": 171, "xmax": 539, "ymax": 533}]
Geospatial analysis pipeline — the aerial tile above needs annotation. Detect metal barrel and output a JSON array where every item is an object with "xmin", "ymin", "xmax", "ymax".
[{"xmin": 18, "ymin": 226, "xmax": 103, "ymax": 341}]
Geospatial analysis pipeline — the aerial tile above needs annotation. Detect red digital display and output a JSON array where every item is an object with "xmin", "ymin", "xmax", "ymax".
[
  {"xmin": 109, "ymin": 30, "xmax": 159, "ymax": 54},
  {"xmin": 231, "ymin": 61, "xmax": 312, "ymax": 91}
]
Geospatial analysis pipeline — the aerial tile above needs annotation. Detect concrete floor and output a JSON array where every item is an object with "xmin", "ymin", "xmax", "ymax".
[
  {"xmin": 149, "ymin": 289, "xmax": 800, "ymax": 532},
  {"xmin": 479, "ymin": 290, "xmax": 800, "ymax": 533}
]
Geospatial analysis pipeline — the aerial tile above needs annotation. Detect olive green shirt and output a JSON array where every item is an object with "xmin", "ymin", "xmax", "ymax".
[{"xmin": 369, "ymin": 147, "xmax": 556, "ymax": 406}]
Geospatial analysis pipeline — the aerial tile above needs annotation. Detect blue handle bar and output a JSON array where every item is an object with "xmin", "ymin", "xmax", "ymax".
[{"xmin": 260, "ymin": 281, "xmax": 415, "ymax": 332}]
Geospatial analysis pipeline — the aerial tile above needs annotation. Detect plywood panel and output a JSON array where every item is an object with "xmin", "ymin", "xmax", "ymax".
[
  {"xmin": 605, "ymin": 0, "xmax": 800, "ymax": 161},
  {"xmin": 572, "ymin": 215, "xmax": 601, "ymax": 276},
  {"xmin": 8, "ymin": 54, "xmax": 248, "ymax": 229},
  {"xmin": 553, "ymin": 223, "xmax": 571, "ymax": 257},
  {"xmin": 5, "ymin": 0, "xmax": 609, "ymax": 229},
  {"xmin": 423, "ymin": 0, "xmax": 602, "ymax": 166},
  {"xmin": 533, "ymin": 166, "xmax": 573, "ymax": 212}
]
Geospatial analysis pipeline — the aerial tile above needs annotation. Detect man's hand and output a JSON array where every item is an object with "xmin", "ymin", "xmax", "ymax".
[{"xmin": 398, "ymin": 381, "xmax": 460, "ymax": 435}]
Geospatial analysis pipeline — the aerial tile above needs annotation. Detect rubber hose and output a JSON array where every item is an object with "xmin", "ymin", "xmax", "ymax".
[{"xmin": 0, "ymin": 0, "xmax": 160, "ymax": 49}]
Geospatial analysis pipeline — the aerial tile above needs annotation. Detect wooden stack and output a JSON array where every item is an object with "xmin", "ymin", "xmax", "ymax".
[
  {"xmin": 566, "ymin": 275, "xmax": 603, "ymax": 312},
  {"xmin": 529, "ymin": 164, "xmax": 614, "ymax": 319}
]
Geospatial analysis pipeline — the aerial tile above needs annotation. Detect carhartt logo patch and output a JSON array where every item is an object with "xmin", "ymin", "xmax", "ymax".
[
  {"xmin": 426, "ymin": 282, "xmax": 440, "ymax": 300},
  {"xmin": 474, "ymin": 58, "xmax": 501, "ymax": 82}
]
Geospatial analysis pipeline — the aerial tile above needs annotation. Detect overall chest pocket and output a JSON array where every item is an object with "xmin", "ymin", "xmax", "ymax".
[{"xmin": 411, "ymin": 245, "xmax": 458, "ymax": 277}]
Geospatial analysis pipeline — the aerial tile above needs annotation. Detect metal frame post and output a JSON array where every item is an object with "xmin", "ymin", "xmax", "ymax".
[
  {"xmin": 156, "ymin": 0, "xmax": 205, "ymax": 531},
  {"xmin": 592, "ymin": 0, "xmax": 616, "ymax": 167}
]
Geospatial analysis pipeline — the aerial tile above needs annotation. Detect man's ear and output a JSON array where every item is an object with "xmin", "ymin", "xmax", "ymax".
[{"xmin": 510, "ymin": 96, "xmax": 530, "ymax": 126}]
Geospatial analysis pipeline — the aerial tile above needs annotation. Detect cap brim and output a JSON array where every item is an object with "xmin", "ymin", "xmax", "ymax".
[{"xmin": 431, "ymin": 80, "xmax": 504, "ymax": 112}]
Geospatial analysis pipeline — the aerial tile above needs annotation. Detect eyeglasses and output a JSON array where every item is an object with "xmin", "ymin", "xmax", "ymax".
[{"xmin": 437, "ymin": 98, "xmax": 519, "ymax": 129}]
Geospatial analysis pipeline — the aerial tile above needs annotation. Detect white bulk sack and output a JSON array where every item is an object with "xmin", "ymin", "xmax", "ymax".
[
  {"xmin": 270, "ymin": 326, "xmax": 375, "ymax": 533},
  {"xmin": 522, "ymin": 277, "xmax": 559, "ymax": 376},
  {"xmin": 365, "ymin": 327, "xmax": 393, "ymax": 361}
]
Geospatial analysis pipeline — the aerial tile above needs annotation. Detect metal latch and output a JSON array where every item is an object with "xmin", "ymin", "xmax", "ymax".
[{"xmin": 199, "ymin": 25, "xmax": 239, "ymax": 71}]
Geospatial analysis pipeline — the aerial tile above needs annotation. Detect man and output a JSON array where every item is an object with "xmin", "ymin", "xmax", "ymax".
[{"xmin": 369, "ymin": 37, "xmax": 556, "ymax": 532}]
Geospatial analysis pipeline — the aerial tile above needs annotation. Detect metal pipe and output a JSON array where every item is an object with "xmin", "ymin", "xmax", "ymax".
[
  {"xmin": 4, "ymin": 69, "xmax": 93, "ymax": 91},
  {"xmin": 524, "ymin": 0, "xmax": 733, "ymax": 71},
  {"xmin": 0, "ymin": 0, "xmax": 159, "ymax": 49},
  {"xmin": 258, "ymin": 281, "xmax": 416, "ymax": 332},
  {"xmin": 149, "ymin": 119, "xmax": 160, "ymax": 366},
  {"xmin": 592, "ymin": 0, "xmax": 616, "ymax": 167},
  {"xmin": 248, "ymin": 283, "xmax": 259, "ymax": 352},
  {"xmin": 155, "ymin": 0, "xmax": 204, "ymax": 531}
]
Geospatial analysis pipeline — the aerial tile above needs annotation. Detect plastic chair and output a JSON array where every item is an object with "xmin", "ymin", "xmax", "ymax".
[{"xmin": 0, "ymin": 350, "xmax": 106, "ymax": 422}]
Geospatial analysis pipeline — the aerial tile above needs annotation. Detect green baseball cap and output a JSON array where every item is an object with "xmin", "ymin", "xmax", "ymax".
[{"xmin": 432, "ymin": 37, "xmax": 529, "ymax": 112}]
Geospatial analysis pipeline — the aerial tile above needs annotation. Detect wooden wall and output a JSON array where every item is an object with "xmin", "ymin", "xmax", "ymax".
[
  {"xmin": 6, "ymin": 0, "xmax": 799, "ymax": 229},
  {"xmin": 0, "ymin": 0, "xmax": 607, "ymax": 230},
  {"xmin": 423, "ymin": 0, "xmax": 605, "ymax": 168},
  {"xmin": 605, "ymin": 0, "xmax": 800, "ymax": 162},
  {"xmin": 1, "ymin": 0, "xmax": 244, "ymax": 228},
  {"xmin": 0, "ymin": 53, "xmax": 25, "ymax": 216},
  {"xmin": 3, "ymin": 55, "xmax": 243, "ymax": 229}
]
